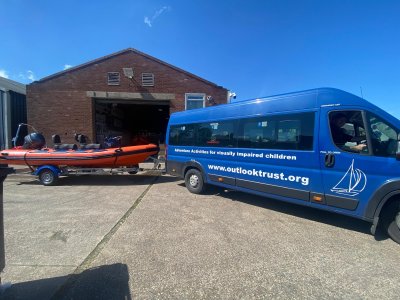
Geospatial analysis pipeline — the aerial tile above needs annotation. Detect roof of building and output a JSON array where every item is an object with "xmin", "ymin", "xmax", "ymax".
[
  {"xmin": 32, "ymin": 48, "xmax": 226, "ymax": 89},
  {"xmin": 0, "ymin": 76, "xmax": 26, "ymax": 94}
]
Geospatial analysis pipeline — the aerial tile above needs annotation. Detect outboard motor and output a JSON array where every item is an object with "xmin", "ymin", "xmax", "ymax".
[{"xmin": 23, "ymin": 132, "xmax": 46, "ymax": 149}]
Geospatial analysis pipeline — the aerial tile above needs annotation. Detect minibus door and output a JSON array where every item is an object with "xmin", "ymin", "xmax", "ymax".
[{"xmin": 318, "ymin": 108, "xmax": 372, "ymax": 213}]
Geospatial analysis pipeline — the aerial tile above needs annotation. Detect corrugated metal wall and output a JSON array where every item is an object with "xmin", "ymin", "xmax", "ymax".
[{"xmin": 0, "ymin": 91, "xmax": 27, "ymax": 149}]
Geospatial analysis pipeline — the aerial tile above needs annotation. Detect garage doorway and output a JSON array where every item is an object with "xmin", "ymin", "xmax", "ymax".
[{"xmin": 94, "ymin": 99, "xmax": 170, "ymax": 148}]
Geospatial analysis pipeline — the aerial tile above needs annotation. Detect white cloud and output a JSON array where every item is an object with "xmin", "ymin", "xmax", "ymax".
[
  {"xmin": 154, "ymin": 6, "xmax": 170, "ymax": 19},
  {"xmin": 64, "ymin": 64, "xmax": 72, "ymax": 70},
  {"xmin": 0, "ymin": 69, "xmax": 9, "ymax": 79},
  {"xmin": 144, "ymin": 16, "xmax": 152, "ymax": 27},
  {"xmin": 144, "ymin": 6, "xmax": 171, "ymax": 28},
  {"xmin": 27, "ymin": 70, "xmax": 35, "ymax": 81},
  {"xmin": 18, "ymin": 70, "xmax": 36, "ymax": 82}
]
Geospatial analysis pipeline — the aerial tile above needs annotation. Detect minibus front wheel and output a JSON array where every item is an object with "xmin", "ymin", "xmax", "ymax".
[
  {"xmin": 382, "ymin": 200, "xmax": 400, "ymax": 244},
  {"xmin": 184, "ymin": 168, "xmax": 205, "ymax": 194}
]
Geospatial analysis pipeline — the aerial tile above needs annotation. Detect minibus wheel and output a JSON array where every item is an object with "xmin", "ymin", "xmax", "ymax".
[
  {"xmin": 382, "ymin": 200, "xmax": 400, "ymax": 244},
  {"xmin": 184, "ymin": 169, "xmax": 204, "ymax": 194}
]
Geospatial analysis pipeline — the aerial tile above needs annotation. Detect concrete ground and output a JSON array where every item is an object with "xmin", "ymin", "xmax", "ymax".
[{"xmin": 1, "ymin": 169, "xmax": 400, "ymax": 299}]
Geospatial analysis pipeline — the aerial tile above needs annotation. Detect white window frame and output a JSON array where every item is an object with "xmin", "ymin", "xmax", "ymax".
[
  {"xmin": 107, "ymin": 72, "xmax": 120, "ymax": 85},
  {"xmin": 185, "ymin": 93, "xmax": 205, "ymax": 110}
]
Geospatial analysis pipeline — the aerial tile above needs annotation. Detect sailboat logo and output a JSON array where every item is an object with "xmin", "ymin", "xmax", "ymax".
[{"xmin": 330, "ymin": 159, "xmax": 367, "ymax": 197}]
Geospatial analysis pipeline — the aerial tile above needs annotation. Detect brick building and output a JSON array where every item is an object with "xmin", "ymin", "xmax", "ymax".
[{"xmin": 27, "ymin": 48, "xmax": 229, "ymax": 146}]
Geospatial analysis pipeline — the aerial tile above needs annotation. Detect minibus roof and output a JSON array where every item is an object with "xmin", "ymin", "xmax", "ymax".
[{"xmin": 169, "ymin": 88, "xmax": 398, "ymax": 125}]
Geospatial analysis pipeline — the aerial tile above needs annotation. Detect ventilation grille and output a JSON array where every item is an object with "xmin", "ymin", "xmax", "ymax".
[
  {"xmin": 142, "ymin": 73, "xmax": 155, "ymax": 87},
  {"xmin": 107, "ymin": 72, "xmax": 120, "ymax": 85}
]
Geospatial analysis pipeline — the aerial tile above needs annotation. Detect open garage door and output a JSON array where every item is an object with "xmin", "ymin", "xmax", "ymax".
[{"xmin": 95, "ymin": 99, "xmax": 170, "ymax": 147}]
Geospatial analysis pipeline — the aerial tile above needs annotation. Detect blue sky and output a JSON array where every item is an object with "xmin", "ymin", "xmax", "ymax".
[{"xmin": 1, "ymin": 0, "xmax": 400, "ymax": 118}]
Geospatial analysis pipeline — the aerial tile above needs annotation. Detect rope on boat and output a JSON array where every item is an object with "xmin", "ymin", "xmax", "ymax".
[
  {"xmin": 112, "ymin": 148, "xmax": 123, "ymax": 171},
  {"xmin": 23, "ymin": 150, "xmax": 34, "ymax": 172}
]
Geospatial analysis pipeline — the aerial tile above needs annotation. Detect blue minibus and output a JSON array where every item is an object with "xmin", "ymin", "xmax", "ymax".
[{"xmin": 165, "ymin": 88, "xmax": 400, "ymax": 244}]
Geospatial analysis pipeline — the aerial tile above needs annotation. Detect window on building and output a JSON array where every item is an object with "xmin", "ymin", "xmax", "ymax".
[
  {"xmin": 107, "ymin": 72, "xmax": 120, "ymax": 85},
  {"xmin": 142, "ymin": 73, "xmax": 155, "ymax": 87},
  {"xmin": 185, "ymin": 93, "xmax": 205, "ymax": 110}
]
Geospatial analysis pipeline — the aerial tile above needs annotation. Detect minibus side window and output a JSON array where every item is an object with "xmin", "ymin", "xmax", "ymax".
[
  {"xmin": 277, "ymin": 119, "xmax": 301, "ymax": 149},
  {"xmin": 169, "ymin": 124, "xmax": 196, "ymax": 146},
  {"xmin": 238, "ymin": 118, "xmax": 277, "ymax": 149},
  {"xmin": 329, "ymin": 110, "xmax": 369, "ymax": 154},
  {"xmin": 195, "ymin": 120, "xmax": 236, "ymax": 147},
  {"xmin": 366, "ymin": 112, "xmax": 399, "ymax": 157},
  {"xmin": 238, "ymin": 112, "xmax": 314, "ymax": 150}
]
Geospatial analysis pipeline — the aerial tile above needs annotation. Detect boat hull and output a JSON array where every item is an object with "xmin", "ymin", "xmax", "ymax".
[{"xmin": 0, "ymin": 144, "xmax": 159, "ymax": 167}]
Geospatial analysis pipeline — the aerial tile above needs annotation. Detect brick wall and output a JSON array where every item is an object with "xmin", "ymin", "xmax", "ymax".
[{"xmin": 27, "ymin": 50, "xmax": 228, "ymax": 144}]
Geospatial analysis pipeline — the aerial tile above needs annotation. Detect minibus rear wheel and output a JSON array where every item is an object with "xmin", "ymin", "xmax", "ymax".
[
  {"xmin": 382, "ymin": 200, "xmax": 400, "ymax": 244},
  {"xmin": 184, "ymin": 168, "xmax": 204, "ymax": 194}
]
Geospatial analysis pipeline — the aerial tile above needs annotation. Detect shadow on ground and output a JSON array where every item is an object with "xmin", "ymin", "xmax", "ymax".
[
  {"xmin": 1, "ymin": 263, "xmax": 131, "ymax": 300},
  {"xmin": 178, "ymin": 183, "xmax": 389, "ymax": 242},
  {"xmin": 11, "ymin": 171, "xmax": 179, "ymax": 187}
]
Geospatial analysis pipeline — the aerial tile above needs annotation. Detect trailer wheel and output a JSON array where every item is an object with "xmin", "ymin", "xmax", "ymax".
[
  {"xmin": 382, "ymin": 200, "xmax": 400, "ymax": 244},
  {"xmin": 39, "ymin": 169, "xmax": 58, "ymax": 186},
  {"xmin": 184, "ymin": 169, "xmax": 205, "ymax": 194},
  {"xmin": 128, "ymin": 165, "xmax": 140, "ymax": 175}
]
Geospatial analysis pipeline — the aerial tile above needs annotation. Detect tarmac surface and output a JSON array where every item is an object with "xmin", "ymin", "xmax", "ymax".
[{"xmin": 1, "ymin": 168, "xmax": 400, "ymax": 299}]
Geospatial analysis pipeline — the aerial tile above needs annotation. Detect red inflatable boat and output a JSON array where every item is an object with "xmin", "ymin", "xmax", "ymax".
[
  {"xmin": 0, "ymin": 125, "xmax": 160, "ymax": 185},
  {"xmin": 0, "ymin": 144, "xmax": 160, "ymax": 168}
]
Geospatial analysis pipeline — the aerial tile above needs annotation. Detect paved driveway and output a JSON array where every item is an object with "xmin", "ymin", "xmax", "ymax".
[{"xmin": 1, "ymin": 170, "xmax": 400, "ymax": 299}]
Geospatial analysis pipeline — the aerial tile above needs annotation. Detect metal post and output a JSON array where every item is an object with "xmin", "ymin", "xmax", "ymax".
[
  {"xmin": 0, "ymin": 164, "xmax": 14, "ymax": 283},
  {"xmin": 0, "ymin": 90, "xmax": 5, "ymax": 150},
  {"xmin": 3, "ymin": 91, "xmax": 11, "ymax": 150}
]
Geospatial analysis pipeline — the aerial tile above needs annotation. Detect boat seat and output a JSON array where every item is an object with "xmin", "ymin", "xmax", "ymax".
[
  {"xmin": 74, "ymin": 133, "xmax": 101, "ymax": 149},
  {"xmin": 80, "ymin": 144, "xmax": 102, "ymax": 150},
  {"xmin": 52, "ymin": 134, "xmax": 62, "ymax": 145},
  {"xmin": 57, "ymin": 144, "xmax": 78, "ymax": 150},
  {"xmin": 52, "ymin": 134, "xmax": 78, "ymax": 150}
]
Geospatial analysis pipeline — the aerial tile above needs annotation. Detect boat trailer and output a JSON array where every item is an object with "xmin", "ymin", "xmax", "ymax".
[{"xmin": 29, "ymin": 155, "xmax": 165, "ymax": 186}]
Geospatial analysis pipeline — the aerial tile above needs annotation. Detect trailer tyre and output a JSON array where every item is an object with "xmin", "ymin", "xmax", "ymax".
[
  {"xmin": 185, "ymin": 169, "xmax": 205, "ymax": 194},
  {"xmin": 128, "ymin": 165, "xmax": 139, "ymax": 175},
  {"xmin": 39, "ymin": 169, "xmax": 58, "ymax": 186},
  {"xmin": 382, "ymin": 200, "xmax": 400, "ymax": 244}
]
